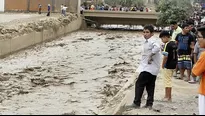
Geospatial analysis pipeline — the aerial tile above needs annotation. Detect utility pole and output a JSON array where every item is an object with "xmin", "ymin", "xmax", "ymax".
[
  {"xmin": 52, "ymin": 0, "xmax": 55, "ymax": 12},
  {"xmin": 27, "ymin": 0, "xmax": 30, "ymax": 12}
]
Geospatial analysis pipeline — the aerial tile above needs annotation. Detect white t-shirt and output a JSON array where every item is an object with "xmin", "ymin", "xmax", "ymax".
[
  {"xmin": 137, "ymin": 36, "xmax": 161, "ymax": 76},
  {"xmin": 63, "ymin": 6, "xmax": 68, "ymax": 11},
  {"xmin": 80, "ymin": 7, "xmax": 84, "ymax": 11}
]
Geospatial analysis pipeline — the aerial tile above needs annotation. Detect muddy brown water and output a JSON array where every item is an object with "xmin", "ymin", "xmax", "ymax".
[{"xmin": 0, "ymin": 30, "xmax": 160, "ymax": 115}]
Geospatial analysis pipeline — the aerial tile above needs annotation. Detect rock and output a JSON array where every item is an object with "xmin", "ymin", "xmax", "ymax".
[
  {"xmin": 0, "ymin": 13, "xmax": 77, "ymax": 40},
  {"xmin": 153, "ymin": 104, "xmax": 164, "ymax": 113}
]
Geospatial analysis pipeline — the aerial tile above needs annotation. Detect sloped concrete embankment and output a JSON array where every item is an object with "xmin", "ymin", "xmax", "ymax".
[{"xmin": 0, "ymin": 15, "xmax": 82, "ymax": 58}]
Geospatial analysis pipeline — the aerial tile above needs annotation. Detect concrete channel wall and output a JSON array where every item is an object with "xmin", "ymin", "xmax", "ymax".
[
  {"xmin": 0, "ymin": 0, "xmax": 5, "ymax": 12},
  {"xmin": 0, "ymin": 17, "xmax": 82, "ymax": 58}
]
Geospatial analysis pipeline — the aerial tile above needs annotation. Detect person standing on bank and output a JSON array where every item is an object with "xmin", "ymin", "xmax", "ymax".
[
  {"xmin": 38, "ymin": 4, "xmax": 42, "ymax": 14},
  {"xmin": 175, "ymin": 24, "xmax": 195, "ymax": 82},
  {"xmin": 192, "ymin": 26, "xmax": 205, "ymax": 115},
  {"xmin": 170, "ymin": 21, "xmax": 182, "ymax": 78},
  {"xmin": 159, "ymin": 31, "xmax": 178, "ymax": 102},
  {"xmin": 62, "ymin": 5, "xmax": 68, "ymax": 17},
  {"xmin": 130, "ymin": 25, "xmax": 161, "ymax": 109},
  {"xmin": 61, "ymin": 4, "xmax": 64, "ymax": 15},
  {"xmin": 47, "ymin": 4, "xmax": 51, "ymax": 17}
]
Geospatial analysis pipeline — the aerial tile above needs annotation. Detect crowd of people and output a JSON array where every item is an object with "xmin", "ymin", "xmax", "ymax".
[
  {"xmin": 125, "ymin": 13, "xmax": 205, "ymax": 115},
  {"xmin": 38, "ymin": 4, "xmax": 68, "ymax": 17},
  {"xmin": 125, "ymin": 21, "xmax": 205, "ymax": 115},
  {"xmin": 81, "ymin": 4, "xmax": 152, "ymax": 12}
]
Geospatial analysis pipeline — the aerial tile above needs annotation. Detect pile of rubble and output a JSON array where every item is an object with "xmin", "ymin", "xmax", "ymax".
[{"xmin": 0, "ymin": 13, "xmax": 78, "ymax": 40}]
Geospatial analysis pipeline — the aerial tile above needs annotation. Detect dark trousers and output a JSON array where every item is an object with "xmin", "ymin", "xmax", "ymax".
[
  {"xmin": 38, "ymin": 8, "xmax": 41, "ymax": 14},
  {"xmin": 134, "ymin": 71, "xmax": 157, "ymax": 106},
  {"xmin": 47, "ymin": 11, "xmax": 50, "ymax": 16}
]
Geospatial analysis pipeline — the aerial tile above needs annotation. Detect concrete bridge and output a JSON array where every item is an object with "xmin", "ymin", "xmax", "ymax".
[{"xmin": 83, "ymin": 10, "xmax": 159, "ymax": 26}]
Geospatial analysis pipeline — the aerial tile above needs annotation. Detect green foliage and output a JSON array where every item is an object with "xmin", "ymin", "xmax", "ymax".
[
  {"xmin": 104, "ymin": 0, "xmax": 145, "ymax": 7},
  {"xmin": 156, "ymin": 0, "xmax": 194, "ymax": 26}
]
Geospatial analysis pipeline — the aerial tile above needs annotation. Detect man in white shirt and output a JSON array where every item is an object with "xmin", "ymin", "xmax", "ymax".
[
  {"xmin": 130, "ymin": 25, "xmax": 161, "ymax": 109},
  {"xmin": 80, "ymin": 6, "xmax": 84, "ymax": 14},
  {"xmin": 170, "ymin": 21, "xmax": 182, "ymax": 41},
  {"xmin": 62, "ymin": 5, "xmax": 68, "ymax": 16}
]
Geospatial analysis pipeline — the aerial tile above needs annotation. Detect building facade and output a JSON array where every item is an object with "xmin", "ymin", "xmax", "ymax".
[
  {"xmin": 2, "ymin": 0, "xmax": 80, "ymax": 13},
  {"xmin": 0, "ymin": 0, "xmax": 5, "ymax": 12}
]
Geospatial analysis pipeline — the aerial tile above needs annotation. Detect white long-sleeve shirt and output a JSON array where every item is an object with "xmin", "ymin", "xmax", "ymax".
[{"xmin": 136, "ymin": 36, "xmax": 161, "ymax": 76}]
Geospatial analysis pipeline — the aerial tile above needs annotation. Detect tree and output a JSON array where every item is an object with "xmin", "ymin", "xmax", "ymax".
[{"xmin": 156, "ymin": 0, "xmax": 194, "ymax": 26}]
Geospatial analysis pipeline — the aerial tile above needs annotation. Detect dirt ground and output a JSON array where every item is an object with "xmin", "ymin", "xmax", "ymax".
[
  {"xmin": 0, "ymin": 12, "xmax": 77, "ymax": 40},
  {"xmin": 122, "ymin": 72, "xmax": 199, "ymax": 115},
  {"xmin": 0, "ymin": 13, "xmax": 61, "ymax": 25}
]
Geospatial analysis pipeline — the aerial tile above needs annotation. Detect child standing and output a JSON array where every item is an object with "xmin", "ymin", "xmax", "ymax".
[{"xmin": 159, "ymin": 31, "xmax": 178, "ymax": 102}]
